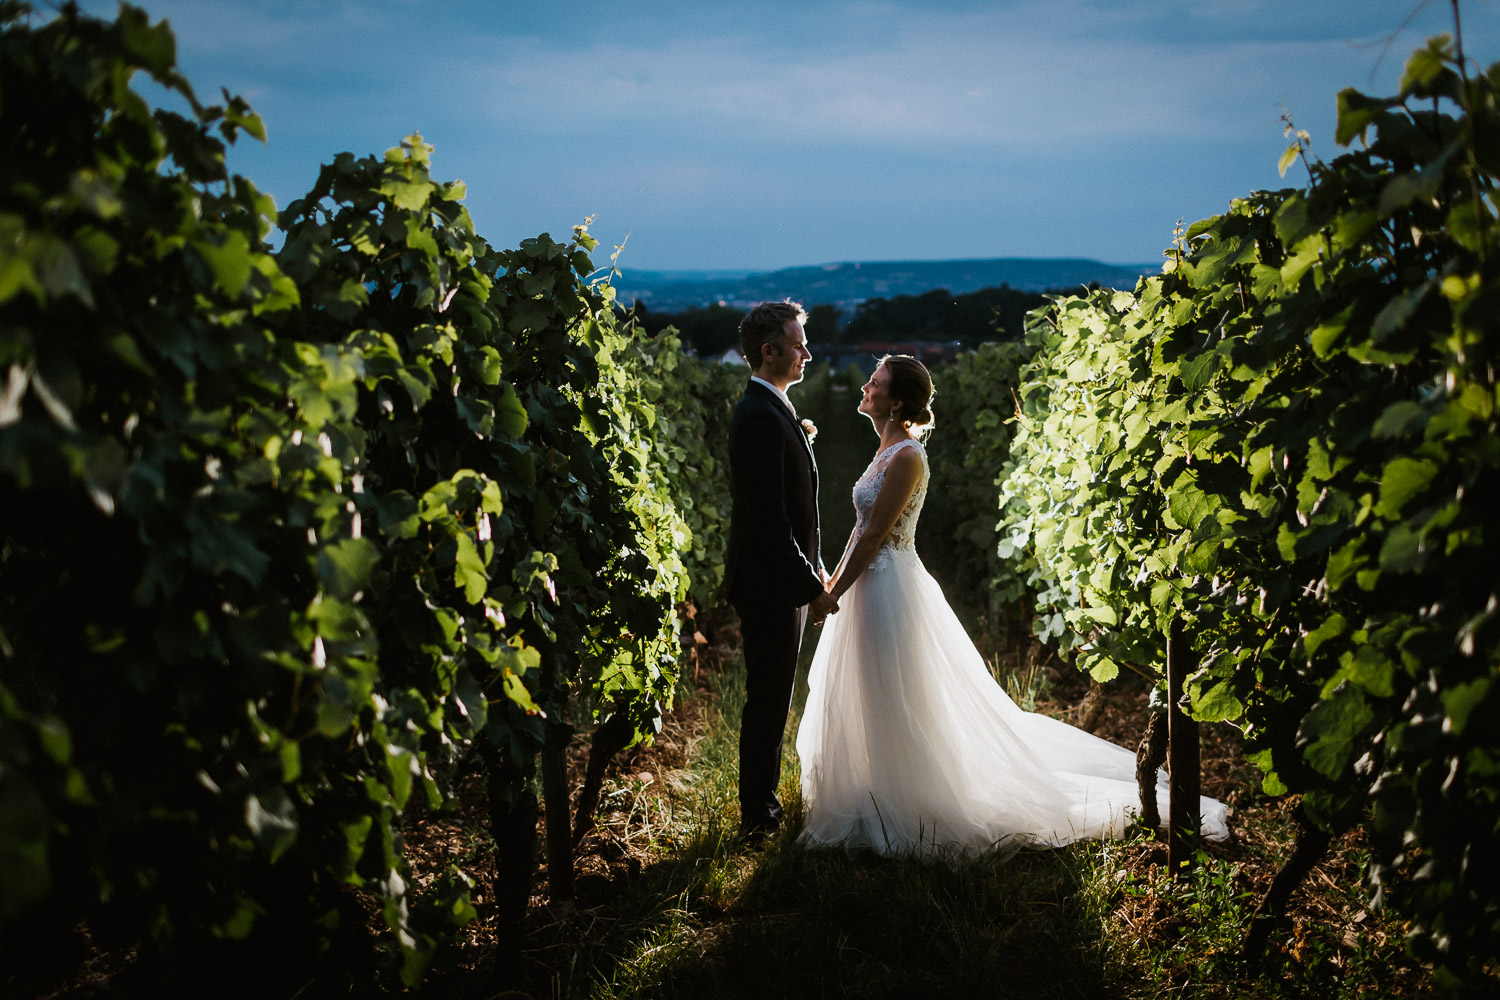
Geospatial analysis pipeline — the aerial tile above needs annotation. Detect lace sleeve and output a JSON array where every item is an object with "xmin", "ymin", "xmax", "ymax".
[{"xmin": 847, "ymin": 439, "xmax": 929, "ymax": 576}]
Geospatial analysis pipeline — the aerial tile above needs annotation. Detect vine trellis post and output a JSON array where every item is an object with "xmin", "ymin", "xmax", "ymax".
[{"xmin": 1166, "ymin": 619, "xmax": 1201, "ymax": 879}]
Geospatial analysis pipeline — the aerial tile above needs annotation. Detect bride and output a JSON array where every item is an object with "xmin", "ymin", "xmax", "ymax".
[{"xmin": 796, "ymin": 355, "xmax": 1229, "ymax": 856}]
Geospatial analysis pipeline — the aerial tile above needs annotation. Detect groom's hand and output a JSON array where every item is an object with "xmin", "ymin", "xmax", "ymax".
[{"xmin": 808, "ymin": 590, "xmax": 838, "ymax": 625}]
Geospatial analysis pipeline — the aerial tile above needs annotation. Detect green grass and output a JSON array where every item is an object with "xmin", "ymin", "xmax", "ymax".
[
  {"xmin": 562, "ymin": 660, "xmax": 1116, "ymax": 1000},
  {"xmin": 502, "ymin": 644, "xmax": 1444, "ymax": 1000}
]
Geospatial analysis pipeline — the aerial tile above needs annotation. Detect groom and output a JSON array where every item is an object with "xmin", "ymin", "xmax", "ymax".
[{"xmin": 725, "ymin": 300, "xmax": 838, "ymax": 841}]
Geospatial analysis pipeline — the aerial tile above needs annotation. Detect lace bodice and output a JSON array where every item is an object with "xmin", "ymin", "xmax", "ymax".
[{"xmin": 852, "ymin": 438, "xmax": 928, "ymax": 570}]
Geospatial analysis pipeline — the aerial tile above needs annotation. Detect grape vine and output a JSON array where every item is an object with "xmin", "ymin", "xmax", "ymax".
[
  {"xmin": 0, "ymin": 2, "xmax": 726, "ymax": 986},
  {"xmin": 994, "ymin": 31, "xmax": 1499, "ymax": 988}
]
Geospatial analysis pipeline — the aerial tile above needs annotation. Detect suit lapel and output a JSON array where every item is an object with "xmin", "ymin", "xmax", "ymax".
[
  {"xmin": 772, "ymin": 388, "xmax": 817, "ymax": 533},
  {"xmin": 792, "ymin": 409, "xmax": 814, "ymax": 467},
  {"xmin": 750, "ymin": 380, "xmax": 813, "ymax": 465}
]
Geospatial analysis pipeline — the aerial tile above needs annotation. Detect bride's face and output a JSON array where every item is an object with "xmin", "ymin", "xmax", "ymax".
[{"xmin": 858, "ymin": 366, "xmax": 896, "ymax": 422}]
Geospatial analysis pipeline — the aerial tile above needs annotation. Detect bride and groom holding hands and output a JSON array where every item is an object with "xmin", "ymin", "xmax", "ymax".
[{"xmin": 724, "ymin": 300, "xmax": 1228, "ymax": 855}]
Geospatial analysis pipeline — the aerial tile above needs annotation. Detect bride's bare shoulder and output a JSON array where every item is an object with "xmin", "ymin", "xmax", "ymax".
[{"xmin": 882, "ymin": 445, "xmax": 924, "ymax": 482}]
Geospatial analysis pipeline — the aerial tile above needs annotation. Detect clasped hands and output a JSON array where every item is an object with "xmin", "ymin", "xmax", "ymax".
[{"xmin": 809, "ymin": 588, "xmax": 839, "ymax": 627}]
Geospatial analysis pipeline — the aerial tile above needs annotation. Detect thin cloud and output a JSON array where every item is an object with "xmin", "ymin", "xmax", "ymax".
[
  {"xmin": 474, "ymin": 24, "xmax": 1339, "ymax": 150},
  {"xmin": 60, "ymin": 0, "xmax": 1500, "ymax": 269}
]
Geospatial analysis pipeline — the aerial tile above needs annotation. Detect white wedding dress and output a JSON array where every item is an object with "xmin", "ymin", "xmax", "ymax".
[{"xmin": 797, "ymin": 438, "xmax": 1229, "ymax": 856}]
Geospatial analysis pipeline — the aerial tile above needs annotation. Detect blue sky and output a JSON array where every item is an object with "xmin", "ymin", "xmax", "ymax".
[{"xmin": 69, "ymin": 1, "xmax": 1500, "ymax": 271}]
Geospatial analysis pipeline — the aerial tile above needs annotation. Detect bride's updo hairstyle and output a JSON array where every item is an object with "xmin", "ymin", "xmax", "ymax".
[{"xmin": 879, "ymin": 354, "xmax": 935, "ymax": 437}]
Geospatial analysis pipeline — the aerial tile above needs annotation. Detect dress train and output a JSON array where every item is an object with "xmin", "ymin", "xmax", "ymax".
[{"xmin": 796, "ymin": 439, "xmax": 1229, "ymax": 856}]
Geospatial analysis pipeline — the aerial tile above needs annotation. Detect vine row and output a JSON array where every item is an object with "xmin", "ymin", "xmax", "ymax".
[
  {"xmin": 0, "ymin": 3, "xmax": 738, "ymax": 986},
  {"xmin": 983, "ymin": 30, "xmax": 1498, "ymax": 989}
]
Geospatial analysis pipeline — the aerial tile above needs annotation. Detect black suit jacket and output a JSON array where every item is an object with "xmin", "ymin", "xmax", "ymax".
[{"xmin": 724, "ymin": 380, "xmax": 824, "ymax": 611}]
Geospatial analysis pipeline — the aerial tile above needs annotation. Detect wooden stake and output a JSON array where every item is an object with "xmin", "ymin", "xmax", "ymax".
[{"xmin": 1166, "ymin": 619, "xmax": 1201, "ymax": 880}]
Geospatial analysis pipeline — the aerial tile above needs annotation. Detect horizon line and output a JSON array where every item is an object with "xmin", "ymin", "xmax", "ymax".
[{"xmin": 614, "ymin": 254, "xmax": 1160, "ymax": 277}]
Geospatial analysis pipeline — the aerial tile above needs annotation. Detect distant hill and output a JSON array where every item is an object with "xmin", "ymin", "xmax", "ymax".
[{"xmin": 611, "ymin": 258, "xmax": 1156, "ymax": 313}]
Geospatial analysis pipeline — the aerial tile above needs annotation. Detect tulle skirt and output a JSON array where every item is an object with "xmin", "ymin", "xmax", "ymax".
[{"xmin": 796, "ymin": 548, "xmax": 1229, "ymax": 857}]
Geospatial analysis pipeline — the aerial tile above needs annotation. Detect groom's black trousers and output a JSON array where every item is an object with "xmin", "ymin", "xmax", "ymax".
[{"xmin": 736, "ymin": 601, "xmax": 808, "ymax": 832}]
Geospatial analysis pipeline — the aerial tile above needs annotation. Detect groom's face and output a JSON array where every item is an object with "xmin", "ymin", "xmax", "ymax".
[{"xmin": 763, "ymin": 319, "xmax": 811, "ymax": 389}]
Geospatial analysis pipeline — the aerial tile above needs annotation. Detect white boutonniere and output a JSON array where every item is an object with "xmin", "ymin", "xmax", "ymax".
[{"xmin": 800, "ymin": 418, "xmax": 818, "ymax": 443}]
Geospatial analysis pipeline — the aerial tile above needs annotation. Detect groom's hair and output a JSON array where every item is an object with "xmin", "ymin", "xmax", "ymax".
[{"xmin": 739, "ymin": 300, "xmax": 807, "ymax": 370}]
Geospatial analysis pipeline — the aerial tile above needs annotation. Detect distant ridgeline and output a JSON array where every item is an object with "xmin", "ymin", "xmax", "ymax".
[
  {"xmin": 612, "ymin": 257, "xmax": 1156, "ymax": 314},
  {"xmin": 618, "ymin": 257, "xmax": 1157, "ymax": 361}
]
